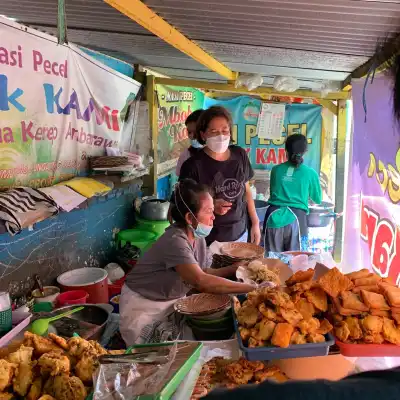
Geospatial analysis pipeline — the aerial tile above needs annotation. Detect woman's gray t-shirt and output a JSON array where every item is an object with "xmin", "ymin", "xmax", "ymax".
[{"xmin": 124, "ymin": 225, "xmax": 209, "ymax": 301}]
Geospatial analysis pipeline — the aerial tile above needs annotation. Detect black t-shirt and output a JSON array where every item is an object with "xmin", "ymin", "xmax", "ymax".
[
  {"xmin": 204, "ymin": 367, "xmax": 400, "ymax": 400},
  {"xmin": 179, "ymin": 145, "xmax": 254, "ymax": 244}
]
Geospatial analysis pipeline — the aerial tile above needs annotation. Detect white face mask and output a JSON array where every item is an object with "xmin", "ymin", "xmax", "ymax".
[{"xmin": 206, "ymin": 135, "xmax": 230, "ymax": 153}]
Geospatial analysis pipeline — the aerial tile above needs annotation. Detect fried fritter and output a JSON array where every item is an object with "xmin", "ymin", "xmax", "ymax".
[
  {"xmin": 0, "ymin": 393, "xmax": 13, "ymax": 400},
  {"xmin": 361, "ymin": 290, "xmax": 390, "ymax": 310},
  {"xmin": 53, "ymin": 374, "xmax": 87, "ymax": 400},
  {"xmin": 278, "ymin": 308, "xmax": 303, "ymax": 326},
  {"xmin": 354, "ymin": 275, "xmax": 381, "ymax": 287},
  {"xmin": 316, "ymin": 319, "xmax": 333, "ymax": 335},
  {"xmin": 289, "ymin": 281, "xmax": 315, "ymax": 293},
  {"xmin": 265, "ymin": 291, "xmax": 294, "ymax": 309},
  {"xmin": 67, "ymin": 337, "xmax": 94, "ymax": 358},
  {"xmin": 74, "ymin": 351, "xmax": 100, "ymax": 384},
  {"xmin": 360, "ymin": 315, "xmax": 383, "ymax": 335},
  {"xmin": 295, "ymin": 298, "xmax": 316, "ymax": 320},
  {"xmin": 0, "ymin": 359, "xmax": 16, "ymax": 392},
  {"xmin": 286, "ymin": 269, "xmax": 315, "ymax": 286},
  {"xmin": 239, "ymin": 326, "xmax": 251, "ymax": 342},
  {"xmin": 24, "ymin": 332, "xmax": 63, "ymax": 356},
  {"xmin": 318, "ymin": 267, "xmax": 353, "ymax": 298},
  {"xmin": 257, "ymin": 319, "xmax": 276, "ymax": 341},
  {"xmin": 392, "ymin": 313, "xmax": 400, "ymax": 325},
  {"xmin": 38, "ymin": 396, "xmax": 56, "ymax": 400},
  {"xmin": 238, "ymin": 358, "xmax": 264, "ymax": 372},
  {"xmin": 345, "ymin": 317, "xmax": 363, "ymax": 340},
  {"xmin": 335, "ymin": 321, "xmax": 350, "ymax": 342},
  {"xmin": 290, "ymin": 330, "xmax": 307, "ymax": 345},
  {"xmin": 297, "ymin": 318, "xmax": 320, "ymax": 335},
  {"xmin": 48, "ymin": 334, "xmax": 68, "ymax": 351},
  {"xmin": 38, "ymin": 351, "xmax": 70, "ymax": 376},
  {"xmin": 43, "ymin": 377, "xmax": 55, "ymax": 397},
  {"xmin": 254, "ymin": 366, "xmax": 281, "ymax": 382},
  {"xmin": 346, "ymin": 269, "xmax": 370, "ymax": 280},
  {"xmin": 307, "ymin": 333, "xmax": 325, "ymax": 343},
  {"xmin": 271, "ymin": 323, "xmax": 294, "ymax": 348},
  {"xmin": 381, "ymin": 284, "xmax": 400, "ymax": 307},
  {"xmin": 258, "ymin": 303, "xmax": 277, "ymax": 320},
  {"xmin": 341, "ymin": 291, "xmax": 369, "ymax": 312},
  {"xmin": 7, "ymin": 345, "xmax": 34, "ymax": 365},
  {"xmin": 88, "ymin": 340, "xmax": 107, "ymax": 356},
  {"xmin": 13, "ymin": 362, "xmax": 34, "ymax": 396},
  {"xmin": 236, "ymin": 306, "xmax": 259, "ymax": 328},
  {"xmin": 248, "ymin": 337, "xmax": 262, "ymax": 348},
  {"xmin": 382, "ymin": 317, "xmax": 400, "ymax": 345},
  {"xmin": 364, "ymin": 333, "xmax": 385, "ymax": 344},
  {"xmin": 225, "ymin": 363, "xmax": 254, "ymax": 385},
  {"xmin": 27, "ymin": 376, "xmax": 43, "ymax": 400}
]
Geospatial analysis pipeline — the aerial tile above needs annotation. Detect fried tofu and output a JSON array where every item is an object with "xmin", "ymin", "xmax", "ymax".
[
  {"xmin": 360, "ymin": 315, "xmax": 383, "ymax": 335},
  {"xmin": 341, "ymin": 291, "xmax": 369, "ymax": 312},
  {"xmin": 381, "ymin": 285, "xmax": 400, "ymax": 307},
  {"xmin": 290, "ymin": 330, "xmax": 307, "ymax": 345},
  {"xmin": 318, "ymin": 267, "xmax": 353, "ymax": 298},
  {"xmin": 13, "ymin": 362, "xmax": 34, "ymax": 397},
  {"xmin": 371, "ymin": 309, "xmax": 390, "ymax": 317},
  {"xmin": 307, "ymin": 333, "xmax": 325, "ymax": 343},
  {"xmin": 383, "ymin": 317, "xmax": 400, "ymax": 345},
  {"xmin": 297, "ymin": 318, "xmax": 320, "ymax": 335},
  {"xmin": 335, "ymin": 322, "xmax": 350, "ymax": 342},
  {"xmin": 286, "ymin": 269, "xmax": 315, "ymax": 286},
  {"xmin": 361, "ymin": 290, "xmax": 390, "ymax": 310},
  {"xmin": 0, "ymin": 359, "xmax": 16, "ymax": 392},
  {"xmin": 345, "ymin": 317, "xmax": 363, "ymax": 340},
  {"xmin": 392, "ymin": 313, "xmax": 400, "ymax": 325},
  {"xmin": 279, "ymin": 308, "xmax": 303, "ymax": 326},
  {"xmin": 257, "ymin": 319, "xmax": 276, "ymax": 341},
  {"xmin": 316, "ymin": 319, "xmax": 333, "ymax": 335},
  {"xmin": 352, "ymin": 285, "xmax": 380, "ymax": 294},
  {"xmin": 305, "ymin": 288, "xmax": 328, "ymax": 312},
  {"xmin": 346, "ymin": 269, "xmax": 371, "ymax": 280},
  {"xmin": 295, "ymin": 298, "xmax": 316, "ymax": 320},
  {"xmin": 332, "ymin": 297, "xmax": 364, "ymax": 316},
  {"xmin": 271, "ymin": 323, "xmax": 294, "ymax": 348},
  {"xmin": 354, "ymin": 275, "xmax": 381, "ymax": 287}
]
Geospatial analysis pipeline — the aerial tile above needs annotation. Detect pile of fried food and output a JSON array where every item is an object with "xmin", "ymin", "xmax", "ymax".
[
  {"xmin": 0, "ymin": 331, "xmax": 123, "ymax": 400},
  {"xmin": 190, "ymin": 357, "xmax": 287, "ymax": 399},
  {"xmin": 245, "ymin": 260, "xmax": 281, "ymax": 285},
  {"xmin": 321, "ymin": 268, "xmax": 400, "ymax": 345},
  {"xmin": 234, "ymin": 268, "xmax": 333, "ymax": 348}
]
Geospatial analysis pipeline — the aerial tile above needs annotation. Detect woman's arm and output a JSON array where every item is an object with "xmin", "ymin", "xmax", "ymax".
[
  {"xmin": 245, "ymin": 182, "xmax": 261, "ymax": 245},
  {"xmin": 205, "ymin": 265, "xmax": 238, "ymax": 278},
  {"xmin": 176, "ymin": 263, "xmax": 255, "ymax": 294}
]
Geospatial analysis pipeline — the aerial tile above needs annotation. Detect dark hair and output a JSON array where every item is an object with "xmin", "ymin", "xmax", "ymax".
[
  {"xmin": 285, "ymin": 134, "xmax": 308, "ymax": 167},
  {"xmin": 196, "ymin": 106, "xmax": 233, "ymax": 145},
  {"xmin": 185, "ymin": 109, "xmax": 204, "ymax": 126},
  {"xmin": 170, "ymin": 179, "xmax": 212, "ymax": 226}
]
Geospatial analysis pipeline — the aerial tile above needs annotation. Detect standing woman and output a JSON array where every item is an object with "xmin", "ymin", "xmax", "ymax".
[
  {"xmin": 175, "ymin": 109, "xmax": 204, "ymax": 176},
  {"xmin": 179, "ymin": 106, "xmax": 261, "ymax": 245},
  {"xmin": 264, "ymin": 134, "xmax": 322, "ymax": 253}
]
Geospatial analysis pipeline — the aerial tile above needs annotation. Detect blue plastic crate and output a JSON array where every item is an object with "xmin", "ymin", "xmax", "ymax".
[{"xmin": 233, "ymin": 296, "xmax": 334, "ymax": 361}]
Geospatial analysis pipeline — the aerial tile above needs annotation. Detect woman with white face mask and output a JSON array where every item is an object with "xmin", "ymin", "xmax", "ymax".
[
  {"xmin": 179, "ymin": 106, "xmax": 261, "ymax": 246},
  {"xmin": 120, "ymin": 179, "xmax": 255, "ymax": 345}
]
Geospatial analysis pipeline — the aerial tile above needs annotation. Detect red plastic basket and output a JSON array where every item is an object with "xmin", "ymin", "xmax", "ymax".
[{"xmin": 336, "ymin": 340, "xmax": 400, "ymax": 357}]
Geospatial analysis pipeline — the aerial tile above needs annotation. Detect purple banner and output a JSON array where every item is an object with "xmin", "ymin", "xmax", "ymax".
[{"xmin": 343, "ymin": 75, "xmax": 400, "ymax": 284}]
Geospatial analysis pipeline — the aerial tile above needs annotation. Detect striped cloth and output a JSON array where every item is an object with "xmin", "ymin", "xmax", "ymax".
[{"xmin": 0, "ymin": 187, "xmax": 59, "ymax": 235}]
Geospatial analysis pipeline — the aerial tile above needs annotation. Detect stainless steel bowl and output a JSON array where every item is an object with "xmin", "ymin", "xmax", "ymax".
[{"xmin": 307, "ymin": 201, "xmax": 335, "ymax": 228}]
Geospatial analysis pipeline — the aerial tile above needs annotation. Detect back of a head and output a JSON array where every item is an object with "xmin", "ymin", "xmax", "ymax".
[
  {"xmin": 185, "ymin": 109, "xmax": 204, "ymax": 126},
  {"xmin": 285, "ymin": 134, "xmax": 308, "ymax": 167}
]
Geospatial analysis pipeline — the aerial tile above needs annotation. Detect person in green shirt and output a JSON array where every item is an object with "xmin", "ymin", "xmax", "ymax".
[{"xmin": 263, "ymin": 134, "xmax": 322, "ymax": 253}]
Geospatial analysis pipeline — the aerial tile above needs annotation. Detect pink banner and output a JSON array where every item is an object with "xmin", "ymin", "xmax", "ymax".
[{"xmin": 343, "ymin": 75, "xmax": 400, "ymax": 284}]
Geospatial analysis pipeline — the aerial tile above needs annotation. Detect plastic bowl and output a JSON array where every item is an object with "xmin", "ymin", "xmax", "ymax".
[
  {"xmin": 32, "ymin": 286, "xmax": 60, "ymax": 304},
  {"xmin": 187, "ymin": 314, "xmax": 233, "ymax": 329},
  {"xmin": 110, "ymin": 295, "xmax": 120, "ymax": 313},
  {"xmin": 117, "ymin": 229, "xmax": 158, "ymax": 251},
  {"xmin": 57, "ymin": 290, "xmax": 89, "ymax": 307}
]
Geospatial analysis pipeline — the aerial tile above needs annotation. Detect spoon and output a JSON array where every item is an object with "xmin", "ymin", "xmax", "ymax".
[{"xmin": 31, "ymin": 306, "xmax": 84, "ymax": 336}]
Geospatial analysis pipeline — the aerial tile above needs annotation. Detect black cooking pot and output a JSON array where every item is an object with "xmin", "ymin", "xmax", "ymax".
[{"xmin": 138, "ymin": 197, "xmax": 170, "ymax": 221}]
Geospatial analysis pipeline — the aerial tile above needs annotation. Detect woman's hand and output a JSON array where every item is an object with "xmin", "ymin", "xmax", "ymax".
[
  {"xmin": 250, "ymin": 223, "xmax": 261, "ymax": 245},
  {"xmin": 214, "ymin": 198, "xmax": 232, "ymax": 215}
]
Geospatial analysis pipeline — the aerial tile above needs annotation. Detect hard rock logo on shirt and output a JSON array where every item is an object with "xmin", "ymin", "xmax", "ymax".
[{"xmin": 214, "ymin": 177, "xmax": 244, "ymax": 201}]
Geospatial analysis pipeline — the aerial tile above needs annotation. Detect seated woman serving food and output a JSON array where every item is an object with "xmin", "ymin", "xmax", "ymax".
[{"xmin": 120, "ymin": 179, "xmax": 256, "ymax": 345}]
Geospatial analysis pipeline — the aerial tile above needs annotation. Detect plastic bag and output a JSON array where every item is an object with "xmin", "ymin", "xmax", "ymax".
[
  {"xmin": 93, "ymin": 343, "xmax": 177, "ymax": 400},
  {"xmin": 314, "ymin": 252, "xmax": 336, "ymax": 269},
  {"xmin": 235, "ymin": 73, "xmax": 264, "ymax": 91},
  {"xmin": 273, "ymin": 76, "xmax": 300, "ymax": 93},
  {"xmin": 267, "ymin": 252, "xmax": 293, "ymax": 265},
  {"xmin": 290, "ymin": 255, "xmax": 317, "ymax": 273}
]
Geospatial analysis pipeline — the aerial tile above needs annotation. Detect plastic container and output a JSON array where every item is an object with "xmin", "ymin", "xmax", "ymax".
[
  {"xmin": 108, "ymin": 275, "xmax": 126, "ymax": 298},
  {"xmin": 110, "ymin": 295, "xmax": 120, "ymax": 313},
  {"xmin": 335, "ymin": 340, "xmax": 400, "ymax": 357},
  {"xmin": 32, "ymin": 286, "xmax": 60, "ymax": 304},
  {"xmin": 233, "ymin": 296, "xmax": 334, "ymax": 361},
  {"xmin": 57, "ymin": 290, "xmax": 89, "ymax": 307},
  {"xmin": 0, "ymin": 312, "xmax": 31, "ymax": 347},
  {"xmin": 57, "ymin": 268, "xmax": 108, "ymax": 304},
  {"xmin": 116, "ymin": 229, "xmax": 157, "ymax": 251},
  {"xmin": 135, "ymin": 214, "xmax": 170, "ymax": 238}
]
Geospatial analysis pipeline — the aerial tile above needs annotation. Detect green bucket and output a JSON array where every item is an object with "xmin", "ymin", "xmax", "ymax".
[
  {"xmin": 117, "ymin": 229, "xmax": 157, "ymax": 252},
  {"xmin": 135, "ymin": 214, "xmax": 170, "ymax": 238}
]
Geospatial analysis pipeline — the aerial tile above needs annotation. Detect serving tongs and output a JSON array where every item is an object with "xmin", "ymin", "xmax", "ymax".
[{"xmin": 99, "ymin": 349, "xmax": 170, "ymax": 365}]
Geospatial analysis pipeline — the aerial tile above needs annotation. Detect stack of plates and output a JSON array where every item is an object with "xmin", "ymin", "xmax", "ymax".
[
  {"xmin": 174, "ymin": 294, "xmax": 230, "ymax": 316},
  {"xmin": 212, "ymin": 243, "xmax": 264, "ymax": 268}
]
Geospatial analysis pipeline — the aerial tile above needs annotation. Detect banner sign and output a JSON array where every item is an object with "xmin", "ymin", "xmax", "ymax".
[
  {"xmin": 343, "ymin": 76, "xmax": 400, "ymax": 283},
  {"xmin": 156, "ymin": 84, "xmax": 204, "ymax": 174},
  {"xmin": 203, "ymin": 96, "xmax": 322, "ymax": 173},
  {"xmin": 0, "ymin": 18, "xmax": 141, "ymax": 190}
]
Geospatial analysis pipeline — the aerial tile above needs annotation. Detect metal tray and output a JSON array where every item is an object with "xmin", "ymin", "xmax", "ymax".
[{"xmin": 233, "ymin": 296, "xmax": 335, "ymax": 361}]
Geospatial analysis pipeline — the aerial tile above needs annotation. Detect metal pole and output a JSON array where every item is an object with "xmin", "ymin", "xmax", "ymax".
[
  {"xmin": 57, "ymin": 0, "xmax": 68, "ymax": 44},
  {"xmin": 146, "ymin": 75, "xmax": 158, "ymax": 195}
]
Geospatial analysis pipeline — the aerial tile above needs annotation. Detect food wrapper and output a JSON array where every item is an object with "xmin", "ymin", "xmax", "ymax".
[
  {"xmin": 93, "ymin": 343, "xmax": 177, "ymax": 400},
  {"xmin": 236, "ymin": 266, "xmax": 277, "ymax": 288}
]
